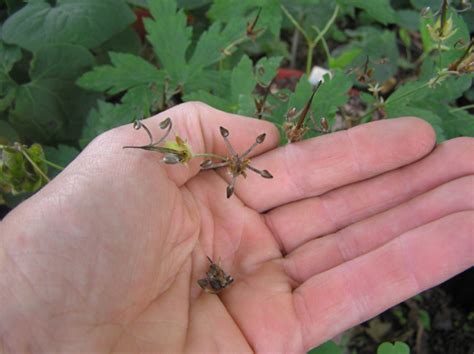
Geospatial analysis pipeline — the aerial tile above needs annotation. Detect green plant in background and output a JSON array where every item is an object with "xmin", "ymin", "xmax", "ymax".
[
  {"xmin": 0, "ymin": 0, "xmax": 473, "ymax": 203},
  {"xmin": 377, "ymin": 341, "xmax": 411, "ymax": 354}
]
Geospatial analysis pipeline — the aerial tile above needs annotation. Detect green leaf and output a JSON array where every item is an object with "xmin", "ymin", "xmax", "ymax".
[
  {"xmin": 443, "ymin": 109, "xmax": 474, "ymax": 139},
  {"xmin": 377, "ymin": 341, "xmax": 410, "ymax": 354},
  {"xmin": 231, "ymin": 55, "xmax": 255, "ymax": 105},
  {"xmin": 30, "ymin": 44, "xmax": 95, "ymax": 81},
  {"xmin": 77, "ymin": 52, "xmax": 164, "ymax": 95},
  {"xmin": 255, "ymin": 56, "xmax": 282, "ymax": 86},
  {"xmin": 0, "ymin": 41, "xmax": 22, "ymax": 73},
  {"xmin": 120, "ymin": 85, "xmax": 162, "ymax": 119},
  {"xmin": 208, "ymin": 0, "xmax": 282, "ymax": 37},
  {"xmin": 385, "ymin": 80, "xmax": 430, "ymax": 107},
  {"xmin": 340, "ymin": 0, "xmax": 396, "ymax": 25},
  {"xmin": 419, "ymin": 309, "xmax": 431, "ymax": 331},
  {"xmin": 80, "ymin": 100, "xmax": 134, "ymax": 148},
  {"xmin": 0, "ymin": 81, "xmax": 17, "ymax": 113},
  {"xmin": 312, "ymin": 70, "xmax": 351, "ymax": 120},
  {"xmin": 2, "ymin": 0, "xmax": 135, "ymax": 51},
  {"xmin": 395, "ymin": 10, "xmax": 420, "ymax": 31},
  {"xmin": 0, "ymin": 120, "xmax": 19, "ymax": 144},
  {"xmin": 9, "ymin": 78, "xmax": 97, "ymax": 144},
  {"xmin": 428, "ymin": 75, "xmax": 473, "ymax": 102},
  {"xmin": 188, "ymin": 20, "xmax": 246, "ymax": 73},
  {"xmin": 329, "ymin": 48, "xmax": 362, "ymax": 69},
  {"xmin": 43, "ymin": 144, "xmax": 79, "ymax": 177},
  {"xmin": 145, "ymin": 0, "xmax": 192, "ymax": 84},
  {"xmin": 307, "ymin": 340, "xmax": 343, "ymax": 354},
  {"xmin": 183, "ymin": 90, "xmax": 230, "ymax": 111},
  {"xmin": 0, "ymin": 41, "xmax": 21, "ymax": 112},
  {"xmin": 101, "ymin": 27, "xmax": 142, "ymax": 56},
  {"xmin": 344, "ymin": 27, "xmax": 399, "ymax": 83},
  {"xmin": 10, "ymin": 79, "xmax": 67, "ymax": 142}
]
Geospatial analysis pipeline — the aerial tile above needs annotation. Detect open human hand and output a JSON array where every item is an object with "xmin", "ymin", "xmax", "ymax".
[{"xmin": 1, "ymin": 102, "xmax": 472, "ymax": 353}]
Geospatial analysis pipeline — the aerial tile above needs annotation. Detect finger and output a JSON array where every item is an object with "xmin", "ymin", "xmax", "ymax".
[
  {"xmin": 266, "ymin": 137, "xmax": 474, "ymax": 253},
  {"xmin": 284, "ymin": 175, "xmax": 474, "ymax": 283},
  {"xmin": 90, "ymin": 102, "xmax": 280, "ymax": 186},
  {"xmin": 227, "ymin": 117, "xmax": 435, "ymax": 211},
  {"xmin": 292, "ymin": 211, "xmax": 474, "ymax": 351}
]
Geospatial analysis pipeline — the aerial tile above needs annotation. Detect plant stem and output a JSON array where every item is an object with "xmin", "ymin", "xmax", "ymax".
[
  {"xmin": 280, "ymin": 5, "xmax": 310, "ymax": 43},
  {"xmin": 311, "ymin": 5, "xmax": 339, "ymax": 48},
  {"xmin": 41, "ymin": 159, "xmax": 65, "ymax": 171},
  {"xmin": 450, "ymin": 104, "xmax": 474, "ymax": 113},
  {"xmin": 312, "ymin": 25, "xmax": 332, "ymax": 63},
  {"xmin": 282, "ymin": 4, "xmax": 339, "ymax": 75},
  {"xmin": 306, "ymin": 43, "xmax": 315, "ymax": 76},
  {"xmin": 20, "ymin": 149, "xmax": 50, "ymax": 183}
]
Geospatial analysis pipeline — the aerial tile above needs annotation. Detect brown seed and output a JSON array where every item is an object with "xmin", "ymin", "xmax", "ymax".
[
  {"xmin": 159, "ymin": 117, "xmax": 172, "ymax": 129},
  {"xmin": 220, "ymin": 126, "xmax": 230, "ymax": 138},
  {"xmin": 226, "ymin": 185, "xmax": 234, "ymax": 198},
  {"xmin": 260, "ymin": 169, "xmax": 273, "ymax": 178},
  {"xmin": 256, "ymin": 133, "xmax": 266, "ymax": 144}
]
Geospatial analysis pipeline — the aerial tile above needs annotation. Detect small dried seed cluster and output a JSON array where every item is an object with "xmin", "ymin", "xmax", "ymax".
[{"xmin": 124, "ymin": 117, "xmax": 273, "ymax": 198}]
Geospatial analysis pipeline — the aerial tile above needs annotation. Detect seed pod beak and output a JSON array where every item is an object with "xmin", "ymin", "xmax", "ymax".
[
  {"xmin": 220, "ymin": 126, "xmax": 230, "ymax": 138},
  {"xmin": 256, "ymin": 133, "xmax": 266, "ymax": 144}
]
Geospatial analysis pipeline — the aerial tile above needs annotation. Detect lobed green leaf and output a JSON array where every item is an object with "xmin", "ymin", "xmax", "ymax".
[
  {"xmin": 77, "ymin": 52, "xmax": 164, "ymax": 95},
  {"xmin": 2, "ymin": 0, "xmax": 136, "ymax": 51}
]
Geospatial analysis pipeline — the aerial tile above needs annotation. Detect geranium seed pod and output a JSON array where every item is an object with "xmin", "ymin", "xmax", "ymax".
[
  {"xmin": 320, "ymin": 117, "xmax": 329, "ymax": 131},
  {"xmin": 226, "ymin": 185, "xmax": 234, "ymax": 198},
  {"xmin": 420, "ymin": 7, "xmax": 430, "ymax": 17},
  {"xmin": 260, "ymin": 169, "xmax": 273, "ymax": 178},
  {"xmin": 287, "ymin": 107, "xmax": 297, "ymax": 118},
  {"xmin": 220, "ymin": 126, "xmax": 230, "ymax": 138},
  {"xmin": 159, "ymin": 117, "xmax": 172, "ymax": 129},
  {"xmin": 162, "ymin": 153, "xmax": 180, "ymax": 164},
  {"xmin": 200, "ymin": 159, "xmax": 214, "ymax": 168},
  {"xmin": 256, "ymin": 133, "xmax": 266, "ymax": 144},
  {"xmin": 133, "ymin": 120, "xmax": 142, "ymax": 130}
]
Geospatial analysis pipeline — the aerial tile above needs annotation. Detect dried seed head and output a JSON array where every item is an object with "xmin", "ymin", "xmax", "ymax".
[
  {"xmin": 256, "ymin": 133, "xmax": 266, "ymax": 144},
  {"xmin": 159, "ymin": 117, "xmax": 172, "ymax": 129},
  {"xmin": 220, "ymin": 126, "xmax": 230, "ymax": 138}
]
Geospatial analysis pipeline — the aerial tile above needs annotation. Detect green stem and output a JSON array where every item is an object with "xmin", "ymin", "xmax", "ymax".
[
  {"xmin": 311, "ymin": 5, "xmax": 339, "ymax": 48},
  {"xmin": 306, "ymin": 43, "xmax": 315, "ymax": 76},
  {"xmin": 41, "ymin": 159, "xmax": 65, "ymax": 171},
  {"xmin": 20, "ymin": 149, "xmax": 50, "ymax": 183},
  {"xmin": 450, "ymin": 104, "xmax": 474, "ymax": 113},
  {"xmin": 312, "ymin": 25, "xmax": 332, "ymax": 63},
  {"xmin": 280, "ymin": 5, "xmax": 310, "ymax": 43}
]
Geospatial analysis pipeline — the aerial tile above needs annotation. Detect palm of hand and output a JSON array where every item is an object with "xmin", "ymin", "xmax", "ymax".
[{"xmin": 1, "ymin": 103, "xmax": 472, "ymax": 353}]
